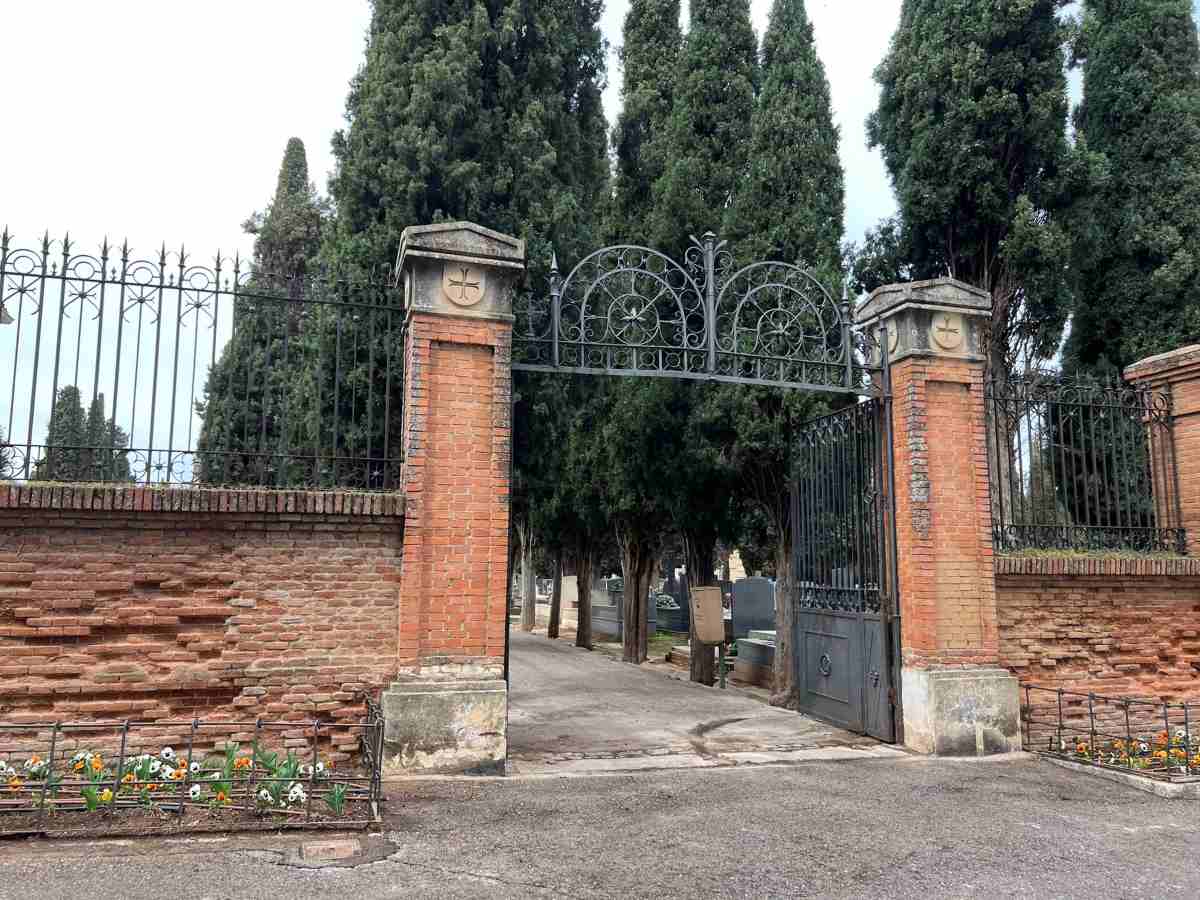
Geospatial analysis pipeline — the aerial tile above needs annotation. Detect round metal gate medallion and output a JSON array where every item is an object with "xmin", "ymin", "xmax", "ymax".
[{"xmin": 818, "ymin": 653, "xmax": 833, "ymax": 677}]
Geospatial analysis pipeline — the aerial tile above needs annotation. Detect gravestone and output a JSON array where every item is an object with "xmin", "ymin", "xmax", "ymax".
[
  {"xmin": 591, "ymin": 576, "xmax": 657, "ymax": 640},
  {"xmin": 730, "ymin": 576, "xmax": 776, "ymax": 638}
]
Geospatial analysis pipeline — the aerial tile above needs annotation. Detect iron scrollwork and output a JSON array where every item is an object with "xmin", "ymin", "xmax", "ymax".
[{"xmin": 513, "ymin": 232, "xmax": 882, "ymax": 395}]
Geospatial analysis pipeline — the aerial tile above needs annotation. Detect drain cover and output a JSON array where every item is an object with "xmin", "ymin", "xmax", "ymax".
[{"xmin": 301, "ymin": 839, "xmax": 361, "ymax": 862}]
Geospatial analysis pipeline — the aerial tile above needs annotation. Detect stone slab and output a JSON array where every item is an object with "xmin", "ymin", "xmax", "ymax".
[
  {"xmin": 301, "ymin": 839, "xmax": 361, "ymax": 861},
  {"xmin": 382, "ymin": 677, "xmax": 507, "ymax": 775},
  {"xmin": 1041, "ymin": 755, "xmax": 1200, "ymax": 800},
  {"xmin": 731, "ymin": 577, "xmax": 775, "ymax": 638},
  {"xmin": 901, "ymin": 668, "xmax": 1021, "ymax": 756}
]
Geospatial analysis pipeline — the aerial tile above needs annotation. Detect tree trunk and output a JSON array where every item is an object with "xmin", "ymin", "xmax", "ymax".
[
  {"xmin": 684, "ymin": 532, "xmax": 717, "ymax": 685},
  {"xmin": 769, "ymin": 535, "xmax": 800, "ymax": 709},
  {"xmin": 619, "ymin": 537, "xmax": 655, "ymax": 664},
  {"xmin": 547, "ymin": 552, "xmax": 563, "ymax": 640},
  {"xmin": 574, "ymin": 542, "xmax": 594, "ymax": 650},
  {"xmin": 520, "ymin": 521, "xmax": 536, "ymax": 633}
]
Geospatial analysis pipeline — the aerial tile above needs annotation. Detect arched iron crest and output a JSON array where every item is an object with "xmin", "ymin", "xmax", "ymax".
[{"xmin": 513, "ymin": 232, "xmax": 884, "ymax": 394}]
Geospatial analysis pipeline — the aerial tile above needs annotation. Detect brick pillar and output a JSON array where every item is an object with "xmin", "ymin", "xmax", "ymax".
[
  {"xmin": 1125, "ymin": 345, "xmax": 1197, "ymax": 555},
  {"xmin": 857, "ymin": 279, "xmax": 1020, "ymax": 755},
  {"xmin": 382, "ymin": 222, "xmax": 524, "ymax": 774}
]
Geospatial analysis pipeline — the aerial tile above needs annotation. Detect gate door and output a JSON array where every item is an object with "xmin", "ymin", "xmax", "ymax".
[{"xmin": 790, "ymin": 399, "xmax": 899, "ymax": 742}]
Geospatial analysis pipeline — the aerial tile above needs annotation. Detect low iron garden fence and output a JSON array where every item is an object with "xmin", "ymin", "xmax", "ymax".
[
  {"xmin": 0, "ymin": 706, "xmax": 384, "ymax": 837},
  {"xmin": 1022, "ymin": 684, "xmax": 1199, "ymax": 780},
  {"xmin": 986, "ymin": 374, "xmax": 1184, "ymax": 554}
]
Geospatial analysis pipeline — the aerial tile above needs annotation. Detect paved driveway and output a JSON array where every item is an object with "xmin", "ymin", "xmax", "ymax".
[{"xmin": 507, "ymin": 630, "xmax": 900, "ymax": 774}]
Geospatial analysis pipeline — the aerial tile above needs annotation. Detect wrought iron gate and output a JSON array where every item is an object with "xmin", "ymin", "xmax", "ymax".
[{"xmin": 790, "ymin": 396, "xmax": 900, "ymax": 742}]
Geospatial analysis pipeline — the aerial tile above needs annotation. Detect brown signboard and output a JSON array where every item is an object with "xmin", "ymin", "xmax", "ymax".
[{"xmin": 689, "ymin": 586, "xmax": 724, "ymax": 644}]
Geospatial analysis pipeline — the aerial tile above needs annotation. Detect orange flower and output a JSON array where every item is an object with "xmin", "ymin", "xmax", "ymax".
[
  {"xmin": 90, "ymin": 757, "xmax": 103, "ymax": 773},
  {"xmin": 122, "ymin": 772, "xmax": 136, "ymax": 784},
  {"xmin": 1154, "ymin": 750, "xmax": 1169, "ymax": 761},
  {"xmin": 215, "ymin": 790, "xmax": 228, "ymax": 804},
  {"xmin": 234, "ymin": 757, "xmax": 252, "ymax": 770},
  {"xmin": 73, "ymin": 762, "xmax": 85, "ymax": 772},
  {"xmin": 147, "ymin": 783, "xmax": 159, "ymax": 792},
  {"xmin": 29, "ymin": 755, "xmax": 41, "ymax": 765},
  {"xmin": 170, "ymin": 768, "xmax": 185, "ymax": 781}
]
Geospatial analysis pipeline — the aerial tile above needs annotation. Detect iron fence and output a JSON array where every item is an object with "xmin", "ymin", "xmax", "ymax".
[
  {"xmin": 1022, "ymin": 684, "xmax": 1199, "ymax": 780},
  {"xmin": 985, "ymin": 374, "xmax": 1184, "ymax": 554},
  {"xmin": 0, "ymin": 230, "xmax": 403, "ymax": 491},
  {"xmin": 0, "ymin": 709, "xmax": 384, "ymax": 836}
]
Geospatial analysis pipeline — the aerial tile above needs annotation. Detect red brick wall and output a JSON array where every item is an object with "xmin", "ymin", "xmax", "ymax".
[
  {"xmin": 996, "ymin": 557, "xmax": 1200, "ymax": 701},
  {"xmin": 890, "ymin": 355, "xmax": 997, "ymax": 668},
  {"xmin": 398, "ymin": 311, "xmax": 510, "ymax": 672},
  {"xmin": 0, "ymin": 486, "xmax": 401, "ymax": 743}
]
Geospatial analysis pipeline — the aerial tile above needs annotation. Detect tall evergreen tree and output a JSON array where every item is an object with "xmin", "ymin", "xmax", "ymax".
[
  {"xmin": 610, "ymin": 0, "xmax": 682, "ymax": 244},
  {"xmin": 650, "ymin": 0, "xmax": 758, "ymax": 258},
  {"xmin": 196, "ymin": 138, "xmax": 328, "ymax": 486},
  {"xmin": 34, "ymin": 387, "xmax": 130, "ymax": 482},
  {"xmin": 1064, "ymin": 0, "xmax": 1200, "ymax": 372},
  {"xmin": 868, "ymin": 0, "xmax": 1089, "ymax": 374},
  {"xmin": 729, "ymin": 0, "xmax": 844, "ymax": 273}
]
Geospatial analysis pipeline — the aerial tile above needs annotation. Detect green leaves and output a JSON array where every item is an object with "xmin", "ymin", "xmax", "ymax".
[{"xmin": 1065, "ymin": 0, "xmax": 1200, "ymax": 371}]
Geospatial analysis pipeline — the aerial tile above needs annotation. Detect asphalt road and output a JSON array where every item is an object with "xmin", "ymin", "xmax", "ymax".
[
  {"xmin": 1, "ymin": 755, "xmax": 1196, "ymax": 899},
  {"xmin": 2, "ymin": 633, "xmax": 1196, "ymax": 898}
]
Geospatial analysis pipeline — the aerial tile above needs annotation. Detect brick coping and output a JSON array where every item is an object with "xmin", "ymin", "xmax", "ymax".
[
  {"xmin": 0, "ymin": 483, "xmax": 404, "ymax": 517},
  {"xmin": 995, "ymin": 555, "xmax": 1200, "ymax": 578}
]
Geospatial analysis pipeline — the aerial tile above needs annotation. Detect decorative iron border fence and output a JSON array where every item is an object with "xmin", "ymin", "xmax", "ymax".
[
  {"xmin": 0, "ymin": 709, "xmax": 384, "ymax": 836},
  {"xmin": 1022, "ymin": 684, "xmax": 1198, "ymax": 780},
  {"xmin": 985, "ymin": 374, "xmax": 1184, "ymax": 554},
  {"xmin": 0, "ymin": 230, "xmax": 403, "ymax": 491}
]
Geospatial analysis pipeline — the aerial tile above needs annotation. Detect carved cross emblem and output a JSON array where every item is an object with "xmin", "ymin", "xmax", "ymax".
[
  {"xmin": 441, "ymin": 263, "xmax": 486, "ymax": 307},
  {"xmin": 931, "ymin": 313, "xmax": 965, "ymax": 351}
]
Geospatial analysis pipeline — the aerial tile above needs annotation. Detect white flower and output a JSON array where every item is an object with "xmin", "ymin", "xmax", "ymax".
[
  {"xmin": 258, "ymin": 789, "xmax": 271, "ymax": 803},
  {"xmin": 149, "ymin": 760, "xmax": 161, "ymax": 774},
  {"xmin": 188, "ymin": 785, "xmax": 202, "ymax": 801},
  {"xmin": 160, "ymin": 747, "xmax": 175, "ymax": 761},
  {"xmin": 300, "ymin": 764, "xmax": 313, "ymax": 777},
  {"xmin": 189, "ymin": 761, "xmax": 201, "ymax": 774},
  {"xmin": 315, "ymin": 762, "xmax": 326, "ymax": 775},
  {"xmin": 1139, "ymin": 742, "xmax": 1150, "ymax": 753}
]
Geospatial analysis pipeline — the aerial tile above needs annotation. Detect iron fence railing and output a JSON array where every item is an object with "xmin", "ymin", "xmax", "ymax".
[
  {"xmin": 1022, "ymin": 685, "xmax": 1199, "ymax": 779},
  {"xmin": 0, "ymin": 709, "xmax": 385, "ymax": 836},
  {"xmin": 0, "ymin": 230, "xmax": 403, "ymax": 491},
  {"xmin": 985, "ymin": 374, "xmax": 1184, "ymax": 554}
]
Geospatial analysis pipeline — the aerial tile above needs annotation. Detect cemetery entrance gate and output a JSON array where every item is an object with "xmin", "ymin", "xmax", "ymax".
[{"xmin": 513, "ymin": 231, "xmax": 902, "ymax": 743}]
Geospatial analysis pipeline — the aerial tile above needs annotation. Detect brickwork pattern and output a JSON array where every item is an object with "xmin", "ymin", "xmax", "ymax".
[
  {"xmin": 997, "ymin": 572, "xmax": 1200, "ymax": 701},
  {"xmin": 0, "ymin": 491, "xmax": 401, "ymax": 749},
  {"xmin": 399, "ymin": 311, "xmax": 510, "ymax": 672},
  {"xmin": 889, "ymin": 355, "xmax": 997, "ymax": 668}
]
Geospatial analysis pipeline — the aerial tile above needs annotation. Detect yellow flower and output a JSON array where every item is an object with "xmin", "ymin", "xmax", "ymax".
[
  {"xmin": 99, "ymin": 788, "xmax": 113, "ymax": 803},
  {"xmin": 6, "ymin": 777, "xmax": 22, "ymax": 792}
]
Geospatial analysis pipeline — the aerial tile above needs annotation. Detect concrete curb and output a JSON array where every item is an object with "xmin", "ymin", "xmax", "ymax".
[{"xmin": 1041, "ymin": 754, "xmax": 1200, "ymax": 799}]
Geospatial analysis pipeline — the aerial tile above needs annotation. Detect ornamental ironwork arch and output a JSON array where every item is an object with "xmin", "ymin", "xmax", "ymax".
[{"xmin": 512, "ymin": 232, "xmax": 886, "ymax": 395}]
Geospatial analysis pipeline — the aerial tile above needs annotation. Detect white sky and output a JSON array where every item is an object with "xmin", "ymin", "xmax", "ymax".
[{"xmin": 0, "ymin": 1, "xmax": 901, "ymax": 264}]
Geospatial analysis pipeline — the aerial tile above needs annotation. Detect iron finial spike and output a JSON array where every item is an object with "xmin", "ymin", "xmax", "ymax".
[{"xmin": 550, "ymin": 250, "xmax": 558, "ymax": 275}]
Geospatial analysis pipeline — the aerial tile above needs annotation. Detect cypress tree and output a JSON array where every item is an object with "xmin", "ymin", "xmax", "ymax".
[
  {"xmin": 868, "ymin": 0, "xmax": 1087, "ymax": 374},
  {"xmin": 729, "ymin": 0, "xmax": 844, "ymax": 273},
  {"xmin": 610, "ymin": 0, "xmax": 682, "ymax": 244},
  {"xmin": 196, "ymin": 138, "xmax": 328, "ymax": 486},
  {"xmin": 34, "ymin": 387, "xmax": 130, "ymax": 482},
  {"xmin": 650, "ymin": 0, "xmax": 758, "ymax": 258},
  {"xmin": 1064, "ymin": 0, "xmax": 1200, "ymax": 372}
]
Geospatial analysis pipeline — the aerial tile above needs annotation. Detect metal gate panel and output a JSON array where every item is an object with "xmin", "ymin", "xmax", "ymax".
[
  {"xmin": 796, "ymin": 610, "xmax": 863, "ymax": 733},
  {"xmin": 790, "ymin": 396, "xmax": 900, "ymax": 743}
]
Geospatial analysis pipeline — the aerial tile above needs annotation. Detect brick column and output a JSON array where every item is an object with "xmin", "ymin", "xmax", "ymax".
[
  {"xmin": 382, "ymin": 222, "xmax": 524, "ymax": 774},
  {"xmin": 1125, "ymin": 345, "xmax": 1197, "ymax": 555},
  {"xmin": 857, "ymin": 279, "xmax": 1020, "ymax": 755}
]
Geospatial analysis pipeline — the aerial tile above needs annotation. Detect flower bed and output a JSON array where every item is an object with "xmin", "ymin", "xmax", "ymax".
[
  {"xmin": 1022, "ymin": 685, "xmax": 1199, "ymax": 782},
  {"xmin": 0, "ymin": 710, "xmax": 383, "ymax": 837}
]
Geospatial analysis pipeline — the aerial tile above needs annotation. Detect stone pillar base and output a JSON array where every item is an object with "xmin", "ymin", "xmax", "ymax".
[
  {"xmin": 901, "ymin": 668, "xmax": 1021, "ymax": 756},
  {"xmin": 381, "ymin": 678, "xmax": 507, "ymax": 775}
]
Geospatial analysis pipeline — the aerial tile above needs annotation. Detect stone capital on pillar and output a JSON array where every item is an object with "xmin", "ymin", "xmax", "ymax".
[
  {"xmin": 384, "ymin": 221, "xmax": 524, "ymax": 775},
  {"xmin": 857, "ymin": 278, "xmax": 1020, "ymax": 756},
  {"xmin": 856, "ymin": 277, "xmax": 991, "ymax": 366},
  {"xmin": 396, "ymin": 221, "xmax": 525, "ymax": 324}
]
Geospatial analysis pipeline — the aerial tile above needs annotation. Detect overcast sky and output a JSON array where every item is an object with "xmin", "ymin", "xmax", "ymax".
[{"xmin": 0, "ymin": 1, "xmax": 901, "ymax": 264}]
